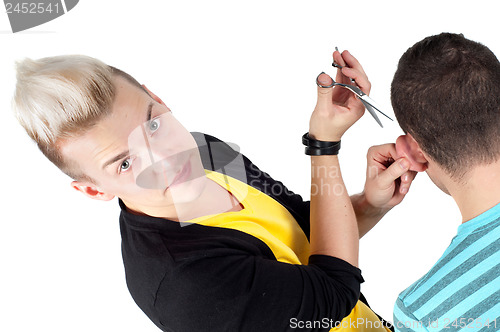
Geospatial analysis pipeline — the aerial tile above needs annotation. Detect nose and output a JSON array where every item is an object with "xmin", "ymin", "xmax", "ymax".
[
  {"xmin": 132, "ymin": 143, "xmax": 195, "ymax": 190},
  {"xmin": 151, "ymin": 159, "xmax": 171, "ymax": 176},
  {"xmin": 135, "ymin": 157, "xmax": 174, "ymax": 190},
  {"xmin": 136, "ymin": 161, "xmax": 169, "ymax": 189}
]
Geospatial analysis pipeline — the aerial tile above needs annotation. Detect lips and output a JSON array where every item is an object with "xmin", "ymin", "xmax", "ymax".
[{"xmin": 167, "ymin": 160, "xmax": 192, "ymax": 189}]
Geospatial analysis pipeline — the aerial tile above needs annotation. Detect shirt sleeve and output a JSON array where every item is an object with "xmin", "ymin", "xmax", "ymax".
[{"xmin": 153, "ymin": 249, "xmax": 363, "ymax": 332}]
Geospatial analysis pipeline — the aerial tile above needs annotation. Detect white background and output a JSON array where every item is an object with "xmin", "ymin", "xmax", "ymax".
[{"xmin": 0, "ymin": 1, "xmax": 498, "ymax": 331}]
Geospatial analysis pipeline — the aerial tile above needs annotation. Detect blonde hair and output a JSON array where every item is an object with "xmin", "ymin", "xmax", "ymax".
[{"xmin": 13, "ymin": 55, "xmax": 141, "ymax": 182}]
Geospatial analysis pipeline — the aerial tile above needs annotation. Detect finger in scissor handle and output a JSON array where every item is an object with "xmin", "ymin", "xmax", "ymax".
[
  {"xmin": 340, "ymin": 65, "xmax": 371, "ymax": 95},
  {"xmin": 333, "ymin": 48, "xmax": 347, "ymax": 69},
  {"xmin": 332, "ymin": 49, "xmax": 349, "ymax": 85},
  {"xmin": 341, "ymin": 50, "xmax": 367, "ymax": 77},
  {"xmin": 332, "ymin": 62, "xmax": 344, "ymax": 69},
  {"xmin": 334, "ymin": 49, "xmax": 369, "ymax": 80},
  {"xmin": 332, "ymin": 61, "xmax": 354, "ymax": 85},
  {"xmin": 332, "ymin": 48, "xmax": 343, "ymax": 69},
  {"xmin": 333, "ymin": 49, "xmax": 365, "ymax": 87},
  {"xmin": 332, "ymin": 46, "xmax": 347, "ymax": 69},
  {"xmin": 332, "ymin": 62, "xmax": 354, "ymax": 85}
]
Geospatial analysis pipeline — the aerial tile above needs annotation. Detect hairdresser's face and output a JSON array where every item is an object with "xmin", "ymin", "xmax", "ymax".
[{"xmin": 61, "ymin": 76, "xmax": 207, "ymax": 217}]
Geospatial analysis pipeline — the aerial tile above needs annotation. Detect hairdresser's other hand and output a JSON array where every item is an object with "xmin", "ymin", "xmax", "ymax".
[
  {"xmin": 309, "ymin": 50, "xmax": 370, "ymax": 141},
  {"xmin": 363, "ymin": 143, "xmax": 417, "ymax": 212}
]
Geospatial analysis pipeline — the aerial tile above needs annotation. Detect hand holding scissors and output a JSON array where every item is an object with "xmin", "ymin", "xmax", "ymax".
[
  {"xmin": 317, "ymin": 48, "xmax": 393, "ymax": 128},
  {"xmin": 309, "ymin": 50, "xmax": 370, "ymax": 142}
]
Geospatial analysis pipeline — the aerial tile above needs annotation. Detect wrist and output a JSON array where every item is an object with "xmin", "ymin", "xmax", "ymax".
[
  {"xmin": 309, "ymin": 132, "xmax": 342, "ymax": 142},
  {"xmin": 303, "ymin": 132, "xmax": 341, "ymax": 156},
  {"xmin": 352, "ymin": 192, "xmax": 389, "ymax": 219}
]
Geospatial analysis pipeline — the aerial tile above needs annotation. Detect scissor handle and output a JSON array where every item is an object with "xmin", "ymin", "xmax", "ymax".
[
  {"xmin": 333, "ymin": 82, "xmax": 365, "ymax": 96},
  {"xmin": 315, "ymin": 72, "xmax": 364, "ymax": 93}
]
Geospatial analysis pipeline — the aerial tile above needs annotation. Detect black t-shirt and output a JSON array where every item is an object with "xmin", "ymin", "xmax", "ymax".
[{"xmin": 119, "ymin": 133, "xmax": 380, "ymax": 331}]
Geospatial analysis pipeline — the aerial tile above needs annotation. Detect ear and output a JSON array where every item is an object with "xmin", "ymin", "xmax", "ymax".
[
  {"xmin": 142, "ymin": 84, "xmax": 166, "ymax": 106},
  {"xmin": 71, "ymin": 181, "xmax": 115, "ymax": 201},
  {"xmin": 395, "ymin": 134, "xmax": 428, "ymax": 172}
]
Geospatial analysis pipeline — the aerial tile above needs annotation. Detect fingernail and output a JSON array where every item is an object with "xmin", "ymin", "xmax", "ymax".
[
  {"xmin": 403, "ymin": 174, "xmax": 409, "ymax": 182},
  {"xmin": 401, "ymin": 187, "xmax": 408, "ymax": 194},
  {"xmin": 400, "ymin": 159, "xmax": 410, "ymax": 170},
  {"xmin": 317, "ymin": 72, "xmax": 329, "ymax": 84}
]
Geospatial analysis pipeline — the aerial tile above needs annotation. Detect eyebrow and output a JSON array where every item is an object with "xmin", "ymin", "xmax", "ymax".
[{"xmin": 101, "ymin": 101, "xmax": 154, "ymax": 170}]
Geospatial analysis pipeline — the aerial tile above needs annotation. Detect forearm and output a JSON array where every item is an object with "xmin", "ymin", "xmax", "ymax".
[
  {"xmin": 309, "ymin": 155, "xmax": 359, "ymax": 267},
  {"xmin": 351, "ymin": 193, "xmax": 390, "ymax": 238}
]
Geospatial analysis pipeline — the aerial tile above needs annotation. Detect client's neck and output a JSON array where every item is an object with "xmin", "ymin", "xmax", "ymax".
[{"xmin": 450, "ymin": 160, "xmax": 500, "ymax": 223}]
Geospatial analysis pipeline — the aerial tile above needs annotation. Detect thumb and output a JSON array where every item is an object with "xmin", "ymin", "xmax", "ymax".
[
  {"xmin": 316, "ymin": 72, "xmax": 334, "ymax": 107},
  {"xmin": 377, "ymin": 158, "xmax": 410, "ymax": 189}
]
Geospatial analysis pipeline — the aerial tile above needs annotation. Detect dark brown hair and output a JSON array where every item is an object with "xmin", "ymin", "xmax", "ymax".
[{"xmin": 391, "ymin": 33, "xmax": 500, "ymax": 178}]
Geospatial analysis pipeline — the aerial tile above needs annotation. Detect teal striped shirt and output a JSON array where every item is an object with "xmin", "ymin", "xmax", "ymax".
[{"xmin": 394, "ymin": 202, "xmax": 500, "ymax": 332}]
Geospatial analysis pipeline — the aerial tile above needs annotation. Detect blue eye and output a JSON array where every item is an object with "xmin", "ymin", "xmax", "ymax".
[
  {"xmin": 148, "ymin": 118, "xmax": 160, "ymax": 133},
  {"xmin": 120, "ymin": 159, "xmax": 132, "ymax": 173}
]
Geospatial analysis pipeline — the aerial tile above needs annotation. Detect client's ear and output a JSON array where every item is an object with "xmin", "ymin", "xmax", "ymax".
[
  {"xmin": 71, "ymin": 181, "xmax": 115, "ymax": 201},
  {"xmin": 395, "ymin": 134, "xmax": 428, "ymax": 172}
]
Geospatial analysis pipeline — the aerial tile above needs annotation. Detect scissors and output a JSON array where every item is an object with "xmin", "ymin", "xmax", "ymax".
[{"xmin": 317, "ymin": 48, "xmax": 393, "ymax": 127}]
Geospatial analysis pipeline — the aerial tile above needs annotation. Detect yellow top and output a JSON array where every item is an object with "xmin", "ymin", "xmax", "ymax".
[{"xmin": 189, "ymin": 171, "xmax": 390, "ymax": 332}]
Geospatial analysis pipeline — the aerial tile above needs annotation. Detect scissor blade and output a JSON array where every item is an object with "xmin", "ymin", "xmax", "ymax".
[
  {"xmin": 359, "ymin": 95, "xmax": 394, "ymax": 121},
  {"xmin": 361, "ymin": 100, "xmax": 383, "ymax": 127}
]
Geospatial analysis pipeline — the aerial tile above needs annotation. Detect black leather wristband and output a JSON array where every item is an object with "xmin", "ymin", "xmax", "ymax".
[{"xmin": 302, "ymin": 132, "xmax": 341, "ymax": 155}]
